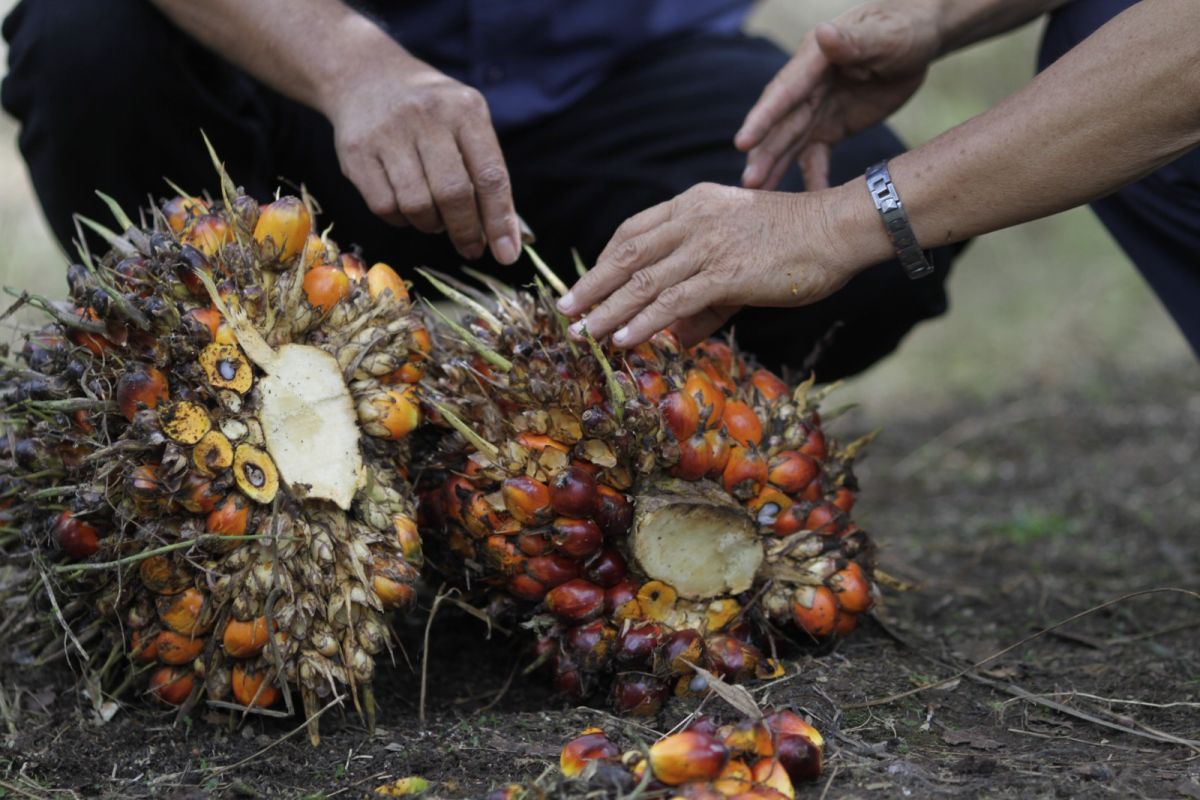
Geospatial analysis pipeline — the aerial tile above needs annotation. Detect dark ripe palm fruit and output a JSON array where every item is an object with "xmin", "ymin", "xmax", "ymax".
[
  {"xmin": 416, "ymin": 252, "xmax": 879, "ymax": 716},
  {"xmin": 0, "ymin": 147, "xmax": 427, "ymax": 746}
]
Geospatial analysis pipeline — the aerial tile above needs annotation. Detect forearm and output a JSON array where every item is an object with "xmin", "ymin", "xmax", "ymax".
[
  {"xmin": 148, "ymin": 0, "xmax": 406, "ymax": 116},
  {"xmin": 927, "ymin": 0, "xmax": 1073, "ymax": 55},
  {"xmin": 825, "ymin": 0, "xmax": 1200, "ymax": 267}
]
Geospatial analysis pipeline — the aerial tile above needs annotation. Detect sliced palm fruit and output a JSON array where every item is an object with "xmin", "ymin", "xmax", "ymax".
[
  {"xmin": 233, "ymin": 444, "xmax": 279, "ymax": 504},
  {"xmin": 200, "ymin": 344, "xmax": 253, "ymax": 393},
  {"xmin": 159, "ymin": 400, "xmax": 212, "ymax": 445}
]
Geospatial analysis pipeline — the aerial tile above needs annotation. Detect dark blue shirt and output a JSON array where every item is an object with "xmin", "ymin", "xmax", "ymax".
[{"xmin": 357, "ymin": 1, "xmax": 752, "ymax": 131}]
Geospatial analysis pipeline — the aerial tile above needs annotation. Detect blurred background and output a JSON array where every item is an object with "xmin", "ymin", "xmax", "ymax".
[{"xmin": 0, "ymin": 0, "xmax": 1193, "ymax": 419}]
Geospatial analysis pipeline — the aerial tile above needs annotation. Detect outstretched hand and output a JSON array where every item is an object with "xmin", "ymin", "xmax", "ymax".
[
  {"xmin": 556, "ymin": 183, "xmax": 872, "ymax": 348},
  {"xmin": 737, "ymin": 2, "xmax": 940, "ymax": 191}
]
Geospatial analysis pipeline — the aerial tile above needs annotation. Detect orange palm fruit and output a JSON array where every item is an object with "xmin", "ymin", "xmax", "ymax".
[
  {"xmin": 222, "ymin": 617, "xmax": 272, "ymax": 658},
  {"xmin": 157, "ymin": 587, "xmax": 213, "ymax": 636},
  {"xmin": 302, "ymin": 264, "xmax": 351, "ymax": 313},
  {"xmin": 367, "ymin": 262, "xmax": 409, "ymax": 302},
  {"xmin": 154, "ymin": 630, "xmax": 205, "ymax": 665},
  {"xmin": 131, "ymin": 628, "xmax": 159, "ymax": 663},
  {"xmin": 673, "ymin": 433, "xmax": 713, "ymax": 481},
  {"xmin": 369, "ymin": 386, "xmax": 421, "ymax": 440},
  {"xmin": 207, "ymin": 494, "xmax": 251, "ymax": 537},
  {"xmin": 162, "ymin": 195, "xmax": 209, "ymax": 233},
  {"xmin": 722, "ymin": 400, "xmax": 763, "ymax": 448},
  {"xmin": 340, "ymin": 252, "xmax": 368, "ymax": 281},
  {"xmin": 751, "ymin": 758, "xmax": 795, "ymax": 799},
  {"xmin": 116, "ymin": 366, "xmax": 169, "ymax": 421},
  {"xmin": 634, "ymin": 368, "xmax": 669, "ymax": 403},
  {"xmin": 52, "ymin": 510, "xmax": 100, "ymax": 559},
  {"xmin": 660, "ymin": 390, "xmax": 700, "ymax": 442},
  {"xmin": 714, "ymin": 759, "xmax": 755, "ymax": 795},
  {"xmin": 767, "ymin": 451, "xmax": 820, "ymax": 495},
  {"xmin": 829, "ymin": 561, "xmax": 873, "ymax": 614},
  {"xmin": 501, "ymin": 476, "xmax": 552, "ymax": 524},
  {"xmin": 69, "ymin": 307, "xmax": 113, "ymax": 356},
  {"xmin": 648, "ymin": 730, "xmax": 729, "ymax": 785},
  {"xmin": 232, "ymin": 662, "xmax": 280, "ymax": 708},
  {"xmin": 183, "ymin": 213, "xmax": 234, "ymax": 258},
  {"xmin": 750, "ymin": 368, "xmax": 789, "ymax": 402},
  {"xmin": 253, "ymin": 196, "xmax": 312, "ymax": 262},
  {"xmin": 186, "ymin": 306, "xmax": 222, "ymax": 340},
  {"xmin": 148, "ymin": 666, "xmax": 194, "ymax": 706},
  {"xmin": 790, "ymin": 586, "xmax": 838, "ymax": 637},
  {"xmin": 685, "ymin": 369, "xmax": 726, "ymax": 429},
  {"xmin": 722, "ymin": 446, "xmax": 768, "ymax": 499},
  {"xmin": 560, "ymin": 729, "xmax": 620, "ymax": 778}
]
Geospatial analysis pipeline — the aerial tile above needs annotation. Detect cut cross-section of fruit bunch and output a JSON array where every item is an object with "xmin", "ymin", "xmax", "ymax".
[
  {"xmin": 0, "ymin": 140, "xmax": 427, "ymax": 745},
  {"xmin": 417, "ymin": 253, "xmax": 879, "ymax": 714}
]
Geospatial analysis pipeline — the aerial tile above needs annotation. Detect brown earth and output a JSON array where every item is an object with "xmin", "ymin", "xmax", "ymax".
[{"xmin": 2, "ymin": 365, "xmax": 1198, "ymax": 799}]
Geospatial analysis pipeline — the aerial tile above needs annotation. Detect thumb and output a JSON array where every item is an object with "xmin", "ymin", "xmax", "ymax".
[{"xmin": 814, "ymin": 22, "xmax": 862, "ymax": 65}]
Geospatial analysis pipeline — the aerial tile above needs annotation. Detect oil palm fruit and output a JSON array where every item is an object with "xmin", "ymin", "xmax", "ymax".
[
  {"xmin": 494, "ymin": 710, "xmax": 823, "ymax": 799},
  {"xmin": 0, "ymin": 141, "xmax": 428, "ymax": 745},
  {"xmin": 417, "ymin": 251, "xmax": 878, "ymax": 713}
]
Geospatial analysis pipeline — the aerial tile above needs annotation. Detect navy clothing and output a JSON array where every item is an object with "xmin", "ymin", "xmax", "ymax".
[
  {"xmin": 0, "ymin": 0, "xmax": 957, "ymax": 379},
  {"xmin": 1040, "ymin": 0, "xmax": 1200, "ymax": 356},
  {"xmin": 356, "ymin": 0, "xmax": 751, "ymax": 130}
]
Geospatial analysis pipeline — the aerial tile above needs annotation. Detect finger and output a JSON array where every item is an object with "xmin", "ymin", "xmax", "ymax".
[
  {"xmin": 417, "ymin": 136, "xmax": 485, "ymax": 259},
  {"xmin": 457, "ymin": 122, "xmax": 521, "ymax": 265},
  {"xmin": 558, "ymin": 203, "xmax": 677, "ymax": 315},
  {"xmin": 742, "ymin": 99, "xmax": 817, "ymax": 188},
  {"xmin": 798, "ymin": 142, "xmax": 833, "ymax": 191},
  {"xmin": 611, "ymin": 275, "xmax": 725, "ymax": 349},
  {"xmin": 760, "ymin": 140, "xmax": 806, "ymax": 193},
  {"xmin": 340, "ymin": 148, "xmax": 409, "ymax": 226},
  {"xmin": 670, "ymin": 305, "xmax": 741, "ymax": 347},
  {"xmin": 735, "ymin": 36, "xmax": 828, "ymax": 151},
  {"xmin": 382, "ymin": 145, "xmax": 442, "ymax": 233},
  {"xmin": 816, "ymin": 20, "xmax": 881, "ymax": 81},
  {"xmin": 571, "ymin": 250, "xmax": 699, "ymax": 343}
]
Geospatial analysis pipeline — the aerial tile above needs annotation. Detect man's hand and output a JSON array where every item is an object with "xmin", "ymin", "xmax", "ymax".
[
  {"xmin": 323, "ymin": 51, "xmax": 521, "ymax": 263},
  {"xmin": 556, "ymin": 183, "xmax": 886, "ymax": 348},
  {"xmin": 736, "ymin": 2, "xmax": 941, "ymax": 192}
]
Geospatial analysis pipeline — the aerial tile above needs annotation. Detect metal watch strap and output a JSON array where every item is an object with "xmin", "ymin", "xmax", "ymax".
[{"xmin": 865, "ymin": 161, "xmax": 935, "ymax": 280}]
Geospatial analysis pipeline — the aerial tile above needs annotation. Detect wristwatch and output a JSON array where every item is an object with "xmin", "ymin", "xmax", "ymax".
[{"xmin": 865, "ymin": 161, "xmax": 935, "ymax": 279}]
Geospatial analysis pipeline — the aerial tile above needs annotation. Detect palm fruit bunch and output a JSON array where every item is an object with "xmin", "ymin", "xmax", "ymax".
[
  {"xmin": 488, "ymin": 709, "xmax": 824, "ymax": 800},
  {"xmin": 0, "ymin": 145, "xmax": 427, "ymax": 744},
  {"xmin": 416, "ymin": 253, "xmax": 878, "ymax": 714}
]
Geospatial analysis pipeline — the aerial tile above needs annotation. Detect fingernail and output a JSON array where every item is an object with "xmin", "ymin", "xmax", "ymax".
[
  {"xmin": 494, "ymin": 235, "xmax": 518, "ymax": 265},
  {"xmin": 612, "ymin": 327, "xmax": 630, "ymax": 347},
  {"xmin": 741, "ymin": 165, "xmax": 756, "ymax": 186},
  {"xmin": 569, "ymin": 321, "xmax": 585, "ymax": 338},
  {"xmin": 557, "ymin": 291, "xmax": 575, "ymax": 313}
]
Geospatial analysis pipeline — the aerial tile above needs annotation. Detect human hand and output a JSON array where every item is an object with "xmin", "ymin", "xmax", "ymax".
[
  {"xmin": 556, "ymin": 183, "xmax": 881, "ymax": 348},
  {"xmin": 737, "ymin": 1, "xmax": 942, "ymax": 191},
  {"xmin": 322, "ymin": 49, "xmax": 521, "ymax": 264}
]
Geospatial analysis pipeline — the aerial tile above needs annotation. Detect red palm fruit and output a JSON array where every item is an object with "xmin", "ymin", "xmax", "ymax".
[
  {"xmin": 804, "ymin": 503, "xmax": 845, "ymax": 535},
  {"xmin": 207, "ymin": 494, "xmax": 250, "ymax": 537},
  {"xmin": 339, "ymin": 252, "xmax": 368, "ymax": 281},
  {"xmin": 605, "ymin": 579, "xmax": 641, "ymax": 618},
  {"xmin": 751, "ymin": 758, "xmax": 795, "ymax": 799},
  {"xmin": 552, "ymin": 517, "xmax": 603, "ymax": 558},
  {"xmin": 613, "ymin": 621, "xmax": 664, "ymax": 668},
  {"xmin": 116, "ymin": 367, "xmax": 170, "ymax": 421},
  {"xmin": 659, "ymin": 629, "xmax": 705, "ymax": 675},
  {"xmin": 748, "ymin": 487, "xmax": 793, "ymax": 528},
  {"xmin": 502, "ymin": 476, "xmax": 552, "ymax": 524},
  {"xmin": 723, "ymin": 446, "xmax": 768, "ymax": 499},
  {"xmin": 672, "ymin": 433, "xmax": 712, "ymax": 480},
  {"xmin": 635, "ymin": 368, "xmax": 669, "ymax": 403},
  {"xmin": 131, "ymin": 628, "xmax": 159, "ymax": 663},
  {"xmin": 660, "ymin": 390, "xmax": 700, "ymax": 442},
  {"xmin": 678, "ymin": 783, "xmax": 726, "ymax": 800},
  {"xmin": 685, "ymin": 369, "xmax": 726, "ymax": 430},
  {"xmin": 714, "ymin": 759, "xmax": 755, "ymax": 795},
  {"xmin": 706, "ymin": 429, "xmax": 731, "ymax": 477},
  {"xmin": 767, "ymin": 451, "xmax": 820, "ymax": 495},
  {"xmin": 722, "ymin": 401, "xmax": 763, "ymax": 448},
  {"xmin": 71, "ymin": 408, "xmax": 94, "ymax": 434},
  {"xmin": 178, "ymin": 473, "xmax": 222, "ymax": 515},
  {"xmin": 232, "ymin": 662, "xmax": 280, "ymax": 708},
  {"xmin": 53, "ymin": 510, "xmax": 100, "ymax": 559},
  {"xmin": 829, "ymin": 562, "xmax": 873, "ymax": 614},
  {"xmin": 771, "ymin": 505, "xmax": 807, "ymax": 537},
  {"xmin": 723, "ymin": 721, "xmax": 774, "ymax": 758},
  {"xmin": 223, "ymin": 617, "xmax": 272, "ymax": 658},
  {"xmin": 461, "ymin": 491, "xmax": 501, "ymax": 537},
  {"xmin": 302, "ymin": 264, "xmax": 351, "ymax": 312},
  {"xmin": 516, "ymin": 432, "xmax": 569, "ymax": 453},
  {"xmin": 508, "ymin": 574, "xmax": 548, "ymax": 602},
  {"xmin": 158, "ymin": 587, "xmax": 213, "ymax": 636},
  {"xmin": 69, "ymin": 307, "xmax": 113, "ymax": 356},
  {"xmin": 154, "ymin": 630, "xmax": 205, "ymax": 665},
  {"xmin": 766, "ymin": 711, "xmax": 824, "ymax": 784},
  {"xmin": 560, "ymin": 730, "xmax": 621, "ymax": 778},
  {"xmin": 545, "ymin": 579, "xmax": 604, "ymax": 623},
  {"xmin": 791, "ymin": 586, "xmax": 838, "ymax": 637},
  {"xmin": 799, "ymin": 426, "xmax": 827, "ymax": 460},
  {"xmin": 750, "ymin": 368, "xmax": 789, "ymax": 403},
  {"xmin": 183, "ymin": 213, "xmax": 234, "ymax": 258},
  {"xmin": 612, "ymin": 674, "xmax": 669, "ymax": 716},
  {"xmin": 705, "ymin": 636, "xmax": 759, "ymax": 682},
  {"xmin": 127, "ymin": 464, "xmax": 162, "ymax": 503},
  {"xmin": 554, "ymin": 664, "xmax": 586, "ymax": 698},
  {"xmin": 648, "ymin": 730, "xmax": 729, "ymax": 785},
  {"xmin": 367, "ymin": 262, "xmax": 409, "ymax": 302},
  {"xmin": 832, "ymin": 611, "xmax": 858, "ymax": 636},
  {"xmin": 518, "ymin": 530, "xmax": 554, "ymax": 557},
  {"xmin": 253, "ymin": 196, "xmax": 312, "ymax": 262},
  {"xmin": 162, "ymin": 195, "xmax": 209, "ymax": 232},
  {"xmin": 583, "ymin": 547, "xmax": 628, "ymax": 587},
  {"xmin": 139, "ymin": 555, "xmax": 187, "ymax": 595},
  {"xmin": 483, "ymin": 534, "xmax": 523, "ymax": 573},
  {"xmin": 550, "ymin": 466, "xmax": 598, "ymax": 518},
  {"xmin": 832, "ymin": 487, "xmax": 856, "ymax": 514},
  {"xmin": 186, "ymin": 306, "xmax": 222, "ymax": 341},
  {"xmin": 565, "ymin": 621, "xmax": 617, "ymax": 669},
  {"xmin": 148, "ymin": 665, "xmax": 194, "ymax": 706},
  {"xmin": 694, "ymin": 339, "xmax": 735, "ymax": 372},
  {"xmin": 593, "ymin": 485, "xmax": 633, "ymax": 536},
  {"xmin": 526, "ymin": 555, "xmax": 580, "ymax": 588}
]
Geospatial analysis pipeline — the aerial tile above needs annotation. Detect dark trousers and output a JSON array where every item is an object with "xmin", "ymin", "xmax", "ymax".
[
  {"xmin": 1039, "ymin": 0, "xmax": 1200, "ymax": 357},
  {"xmin": 1, "ymin": 0, "xmax": 958, "ymax": 380}
]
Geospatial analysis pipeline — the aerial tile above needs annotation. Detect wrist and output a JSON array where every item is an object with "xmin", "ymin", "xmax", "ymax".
[
  {"xmin": 801, "ymin": 181, "xmax": 896, "ymax": 282},
  {"xmin": 313, "ymin": 13, "xmax": 415, "ymax": 117}
]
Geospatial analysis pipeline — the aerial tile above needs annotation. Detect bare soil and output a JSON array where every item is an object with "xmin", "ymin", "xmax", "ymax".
[{"xmin": 3, "ymin": 367, "xmax": 1198, "ymax": 799}]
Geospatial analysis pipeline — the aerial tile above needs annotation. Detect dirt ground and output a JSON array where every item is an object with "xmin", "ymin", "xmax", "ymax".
[{"xmin": 2, "ymin": 365, "xmax": 1198, "ymax": 799}]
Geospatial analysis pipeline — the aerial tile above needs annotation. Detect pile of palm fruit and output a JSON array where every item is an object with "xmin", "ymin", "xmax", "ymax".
[{"xmin": 0, "ymin": 144, "xmax": 877, "ymax": 766}]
